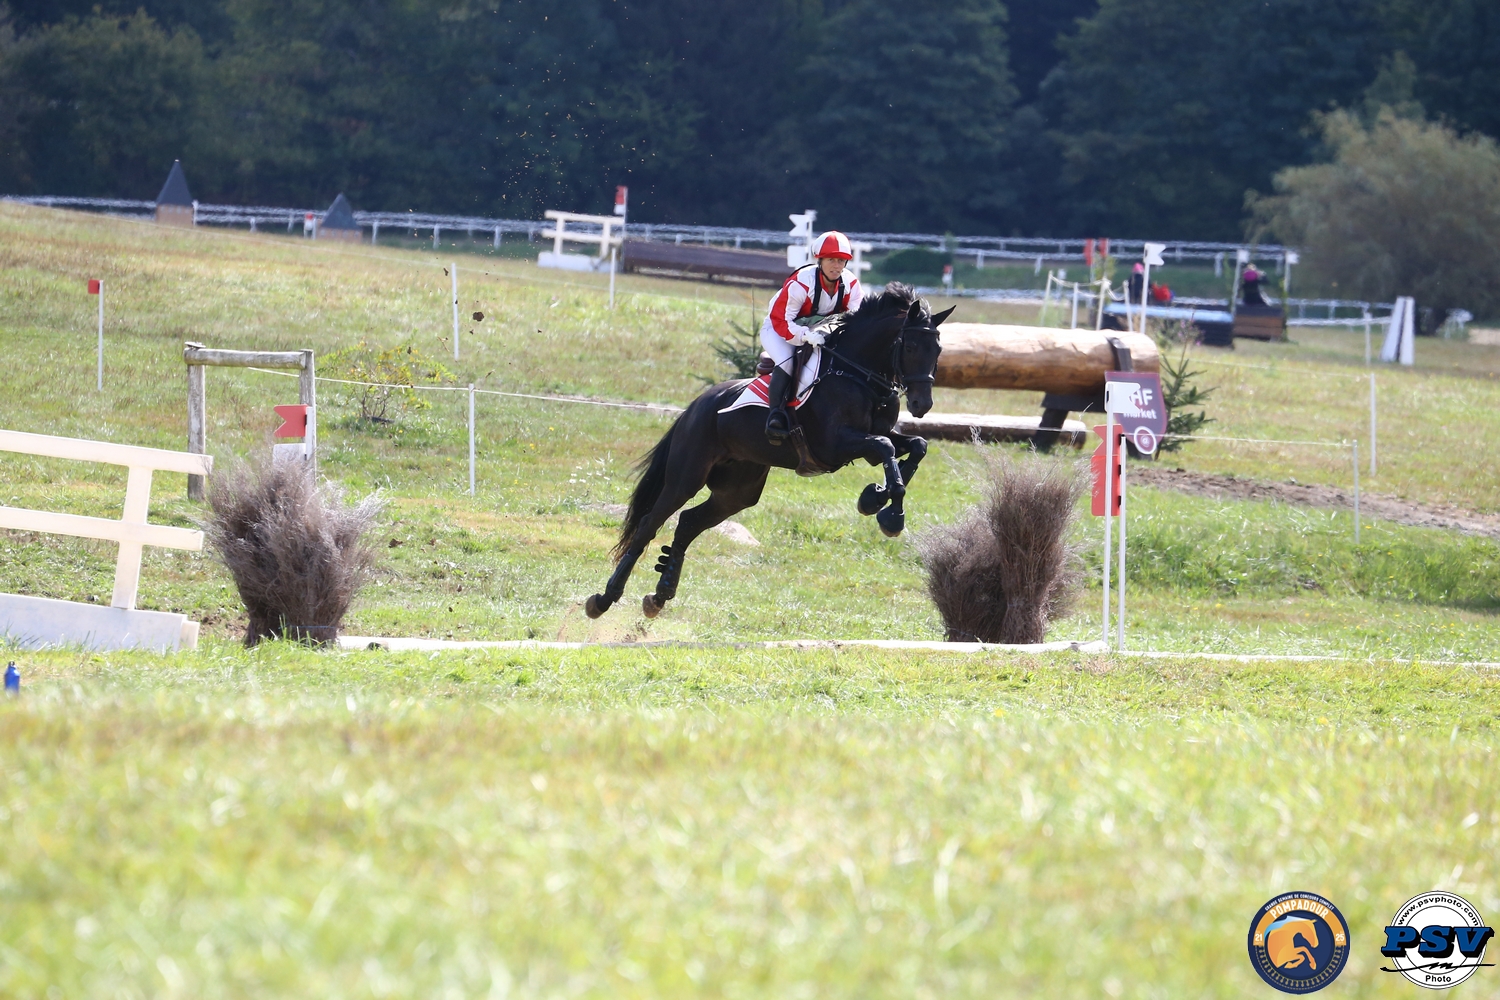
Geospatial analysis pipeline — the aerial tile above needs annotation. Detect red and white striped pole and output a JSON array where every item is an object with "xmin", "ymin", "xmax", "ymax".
[{"xmin": 88, "ymin": 278, "xmax": 103, "ymax": 391}]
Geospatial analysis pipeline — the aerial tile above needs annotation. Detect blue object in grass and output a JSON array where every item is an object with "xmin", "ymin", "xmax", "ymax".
[{"xmin": 4, "ymin": 662, "xmax": 17, "ymax": 694}]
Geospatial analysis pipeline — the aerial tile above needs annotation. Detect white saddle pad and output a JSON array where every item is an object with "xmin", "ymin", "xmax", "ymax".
[{"xmin": 718, "ymin": 346, "xmax": 822, "ymax": 414}]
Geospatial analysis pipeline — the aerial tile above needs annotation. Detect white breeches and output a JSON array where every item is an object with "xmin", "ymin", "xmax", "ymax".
[{"xmin": 759, "ymin": 319, "xmax": 796, "ymax": 374}]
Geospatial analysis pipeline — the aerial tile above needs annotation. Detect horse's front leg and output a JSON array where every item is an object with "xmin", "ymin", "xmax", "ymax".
[
  {"xmin": 834, "ymin": 431, "xmax": 907, "ymax": 537},
  {"xmin": 860, "ymin": 432, "xmax": 928, "ymax": 517},
  {"xmin": 889, "ymin": 432, "xmax": 928, "ymax": 486}
]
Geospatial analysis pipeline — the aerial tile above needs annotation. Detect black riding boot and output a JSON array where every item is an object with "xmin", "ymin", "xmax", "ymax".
[{"xmin": 764, "ymin": 367, "xmax": 793, "ymax": 445}]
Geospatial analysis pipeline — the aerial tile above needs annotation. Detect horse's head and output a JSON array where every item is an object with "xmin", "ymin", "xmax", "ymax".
[{"xmin": 897, "ymin": 300, "xmax": 952, "ymax": 418}]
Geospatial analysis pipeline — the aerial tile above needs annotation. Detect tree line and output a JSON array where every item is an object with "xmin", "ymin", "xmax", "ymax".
[{"xmin": 0, "ymin": 0, "xmax": 1495, "ymax": 241}]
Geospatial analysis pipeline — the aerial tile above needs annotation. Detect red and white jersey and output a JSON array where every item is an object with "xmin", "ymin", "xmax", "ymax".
[{"xmin": 765, "ymin": 265, "xmax": 863, "ymax": 343}]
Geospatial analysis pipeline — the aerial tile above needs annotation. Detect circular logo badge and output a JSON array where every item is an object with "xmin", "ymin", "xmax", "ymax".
[
  {"xmin": 1248, "ymin": 891, "xmax": 1351, "ymax": 994},
  {"xmin": 1380, "ymin": 892, "xmax": 1493, "ymax": 989},
  {"xmin": 1132, "ymin": 426, "xmax": 1158, "ymax": 455}
]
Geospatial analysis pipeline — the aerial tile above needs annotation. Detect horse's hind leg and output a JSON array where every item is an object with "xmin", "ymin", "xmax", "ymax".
[
  {"xmin": 644, "ymin": 463, "xmax": 767, "ymax": 618},
  {"xmin": 588, "ymin": 458, "xmax": 717, "ymax": 619}
]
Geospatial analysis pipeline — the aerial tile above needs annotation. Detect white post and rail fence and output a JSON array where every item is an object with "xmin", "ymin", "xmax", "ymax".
[{"xmin": 0, "ymin": 430, "xmax": 211, "ymax": 651}]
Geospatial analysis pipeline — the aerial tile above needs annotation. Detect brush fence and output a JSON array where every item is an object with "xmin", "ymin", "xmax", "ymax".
[{"xmin": 0, "ymin": 429, "xmax": 212, "ymax": 651}]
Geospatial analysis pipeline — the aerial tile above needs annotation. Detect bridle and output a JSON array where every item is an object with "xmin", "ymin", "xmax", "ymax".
[{"xmin": 822, "ymin": 304, "xmax": 938, "ymax": 402}]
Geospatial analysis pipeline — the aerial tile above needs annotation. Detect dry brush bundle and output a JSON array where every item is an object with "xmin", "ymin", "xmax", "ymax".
[
  {"xmin": 918, "ymin": 453, "xmax": 1086, "ymax": 644},
  {"xmin": 205, "ymin": 458, "xmax": 384, "ymax": 646}
]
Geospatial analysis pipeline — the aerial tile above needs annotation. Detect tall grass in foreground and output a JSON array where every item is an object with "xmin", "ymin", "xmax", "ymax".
[{"xmin": 3, "ymin": 649, "xmax": 1500, "ymax": 999}]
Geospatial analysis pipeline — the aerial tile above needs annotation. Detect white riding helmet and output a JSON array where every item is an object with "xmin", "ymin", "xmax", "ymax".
[{"xmin": 812, "ymin": 230, "xmax": 853, "ymax": 261}]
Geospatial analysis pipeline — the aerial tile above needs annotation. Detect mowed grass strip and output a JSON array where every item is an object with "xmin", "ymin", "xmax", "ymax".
[{"xmin": 4, "ymin": 648, "xmax": 1500, "ymax": 998}]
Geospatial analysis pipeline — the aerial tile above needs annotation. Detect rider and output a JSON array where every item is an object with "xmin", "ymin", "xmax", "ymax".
[{"xmin": 760, "ymin": 230, "xmax": 863, "ymax": 443}]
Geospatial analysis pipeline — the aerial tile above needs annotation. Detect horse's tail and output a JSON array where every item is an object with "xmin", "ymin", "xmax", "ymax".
[{"xmin": 613, "ymin": 417, "xmax": 678, "ymax": 562}]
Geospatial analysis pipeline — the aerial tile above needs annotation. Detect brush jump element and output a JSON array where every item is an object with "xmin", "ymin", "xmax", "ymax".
[{"xmin": 585, "ymin": 284, "xmax": 951, "ymax": 620}]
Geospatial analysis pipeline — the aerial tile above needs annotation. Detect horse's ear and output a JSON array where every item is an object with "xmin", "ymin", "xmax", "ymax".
[
  {"xmin": 932, "ymin": 305, "xmax": 957, "ymax": 326},
  {"xmin": 906, "ymin": 300, "xmax": 924, "ymax": 322}
]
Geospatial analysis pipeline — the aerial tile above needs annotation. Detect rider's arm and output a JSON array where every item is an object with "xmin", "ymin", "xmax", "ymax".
[
  {"xmin": 768, "ymin": 272, "xmax": 811, "ymax": 345},
  {"xmin": 844, "ymin": 276, "xmax": 863, "ymax": 313}
]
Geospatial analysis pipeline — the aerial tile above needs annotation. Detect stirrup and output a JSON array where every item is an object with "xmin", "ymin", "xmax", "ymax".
[{"xmin": 765, "ymin": 409, "xmax": 790, "ymax": 445}]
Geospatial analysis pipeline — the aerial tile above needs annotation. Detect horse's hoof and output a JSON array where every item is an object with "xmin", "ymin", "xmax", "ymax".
[
  {"xmin": 877, "ymin": 509, "xmax": 906, "ymax": 537},
  {"xmin": 642, "ymin": 594, "xmax": 664, "ymax": 618},
  {"xmin": 857, "ymin": 483, "xmax": 889, "ymax": 516},
  {"xmin": 585, "ymin": 594, "xmax": 609, "ymax": 619}
]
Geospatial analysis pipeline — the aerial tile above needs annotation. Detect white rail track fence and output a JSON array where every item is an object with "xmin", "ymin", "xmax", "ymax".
[
  {"xmin": 11, "ymin": 192, "xmax": 1438, "ymax": 326},
  {"xmin": 5, "ymin": 193, "xmax": 1298, "ymax": 264}
]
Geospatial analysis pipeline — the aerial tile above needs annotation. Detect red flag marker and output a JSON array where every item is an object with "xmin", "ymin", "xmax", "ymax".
[
  {"xmin": 273, "ymin": 404, "xmax": 308, "ymax": 438},
  {"xmin": 87, "ymin": 279, "xmax": 100, "ymax": 295}
]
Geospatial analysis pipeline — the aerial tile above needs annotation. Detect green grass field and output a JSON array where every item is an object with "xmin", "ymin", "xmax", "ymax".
[{"xmin": 2, "ymin": 203, "xmax": 1499, "ymax": 997}]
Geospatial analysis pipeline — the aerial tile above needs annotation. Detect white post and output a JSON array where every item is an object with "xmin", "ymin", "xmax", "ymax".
[
  {"xmin": 451, "ymin": 263, "xmax": 459, "ymax": 361},
  {"xmin": 433, "ymin": 226, "xmax": 440, "ymax": 250},
  {"xmin": 96, "ymin": 279, "xmax": 104, "ymax": 392},
  {"xmin": 1363, "ymin": 309, "xmax": 1372, "ymax": 364},
  {"xmin": 468, "ymin": 383, "xmax": 476, "ymax": 496},
  {"xmin": 1381, "ymin": 298, "xmax": 1405, "ymax": 362},
  {"xmin": 1138, "ymin": 261, "xmax": 1151, "ymax": 336},
  {"xmin": 186, "ymin": 361, "xmax": 206, "ymax": 500},
  {"xmin": 1369, "ymin": 374, "xmax": 1377, "ymax": 476},
  {"xmin": 1352, "ymin": 440, "xmax": 1361, "ymax": 543},
  {"xmin": 609, "ymin": 245, "xmax": 618, "ymax": 310},
  {"xmin": 1071, "ymin": 283, "xmax": 1080, "ymax": 329},
  {"xmin": 111, "ymin": 466, "xmax": 153, "ymax": 609},
  {"xmin": 1400, "ymin": 297, "xmax": 1415, "ymax": 366},
  {"xmin": 493, "ymin": 227, "xmax": 501, "ymax": 249},
  {"xmin": 371, "ymin": 220, "xmax": 379, "ymax": 245},
  {"xmin": 1117, "ymin": 438, "xmax": 1128, "ymax": 651},
  {"xmin": 1102, "ymin": 414, "xmax": 1114, "ymax": 647}
]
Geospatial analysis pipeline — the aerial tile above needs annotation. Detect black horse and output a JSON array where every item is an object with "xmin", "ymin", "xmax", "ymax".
[{"xmin": 585, "ymin": 283, "xmax": 952, "ymax": 619}]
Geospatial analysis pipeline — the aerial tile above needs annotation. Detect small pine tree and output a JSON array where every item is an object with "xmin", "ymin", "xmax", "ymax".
[
  {"xmin": 1158, "ymin": 343, "xmax": 1215, "ymax": 451},
  {"xmin": 700, "ymin": 319, "xmax": 763, "ymax": 384}
]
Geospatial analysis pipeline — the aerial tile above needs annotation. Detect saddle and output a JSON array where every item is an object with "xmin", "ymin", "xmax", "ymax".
[{"xmin": 775, "ymin": 343, "xmax": 833, "ymax": 478}]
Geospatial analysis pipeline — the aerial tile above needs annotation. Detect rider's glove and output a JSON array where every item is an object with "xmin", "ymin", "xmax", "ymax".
[{"xmin": 803, "ymin": 327, "xmax": 826, "ymax": 347}]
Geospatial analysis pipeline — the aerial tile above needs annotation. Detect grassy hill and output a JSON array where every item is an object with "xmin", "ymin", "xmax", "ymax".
[{"xmin": 2, "ymin": 204, "xmax": 1499, "ymax": 998}]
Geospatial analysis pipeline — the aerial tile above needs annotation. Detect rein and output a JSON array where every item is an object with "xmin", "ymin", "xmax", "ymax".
[{"xmin": 821, "ymin": 312, "xmax": 937, "ymax": 401}]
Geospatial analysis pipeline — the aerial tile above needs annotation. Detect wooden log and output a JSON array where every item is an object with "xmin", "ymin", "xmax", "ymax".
[
  {"xmin": 622, "ymin": 239, "xmax": 789, "ymax": 284},
  {"xmin": 183, "ymin": 346, "xmax": 307, "ymax": 369},
  {"xmin": 897, "ymin": 412, "xmax": 1089, "ymax": 447},
  {"xmin": 934, "ymin": 324, "xmax": 1158, "ymax": 395}
]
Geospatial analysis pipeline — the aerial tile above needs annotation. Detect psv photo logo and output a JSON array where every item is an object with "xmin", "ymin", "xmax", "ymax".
[
  {"xmin": 1381, "ymin": 892, "xmax": 1495, "ymax": 989},
  {"xmin": 1247, "ymin": 891, "xmax": 1351, "ymax": 994}
]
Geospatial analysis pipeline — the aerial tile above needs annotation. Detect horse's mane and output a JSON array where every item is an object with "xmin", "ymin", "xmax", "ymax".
[{"xmin": 831, "ymin": 282, "xmax": 921, "ymax": 333}]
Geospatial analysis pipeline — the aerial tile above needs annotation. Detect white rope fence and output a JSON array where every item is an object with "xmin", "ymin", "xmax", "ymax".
[{"xmin": 244, "ymin": 367, "xmax": 1368, "ymax": 537}]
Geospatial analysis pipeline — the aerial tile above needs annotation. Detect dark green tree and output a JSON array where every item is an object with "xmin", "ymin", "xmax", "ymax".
[
  {"xmin": 763, "ymin": 0, "xmax": 1021, "ymax": 233},
  {"xmin": 2, "ymin": 10, "xmax": 212, "ymax": 197},
  {"xmin": 1041, "ymin": 0, "xmax": 1390, "ymax": 239}
]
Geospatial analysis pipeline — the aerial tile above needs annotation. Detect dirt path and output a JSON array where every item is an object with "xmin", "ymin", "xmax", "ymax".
[{"xmin": 1131, "ymin": 466, "xmax": 1500, "ymax": 540}]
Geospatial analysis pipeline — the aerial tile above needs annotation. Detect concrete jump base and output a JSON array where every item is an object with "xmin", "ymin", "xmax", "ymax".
[{"xmin": 0, "ymin": 593, "xmax": 198, "ymax": 652}]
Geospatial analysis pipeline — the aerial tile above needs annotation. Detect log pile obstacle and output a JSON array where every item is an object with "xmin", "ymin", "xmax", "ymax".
[
  {"xmin": 0, "ymin": 429, "xmax": 211, "ymax": 651},
  {"xmin": 933, "ymin": 325, "xmax": 1158, "ymax": 394},
  {"xmin": 910, "ymin": 325, "xmax": 1159, "ymax": 449}
]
